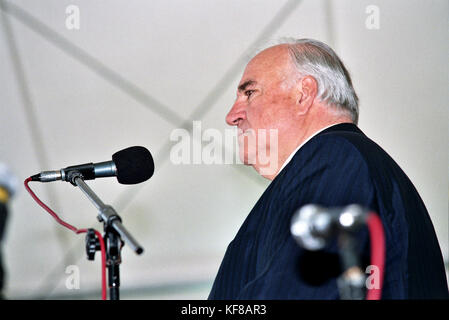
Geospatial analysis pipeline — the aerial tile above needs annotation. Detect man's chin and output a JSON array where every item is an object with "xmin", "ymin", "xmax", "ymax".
[
  {"xmin": 239, "ymin": 150, "xmax": 279, "ymax": 179},
  {"xmin": 238, "ymin": 150, "xmax": 257, "ymax": 166},
  {"xmin": 240, "ymin": 157, "xmax": 252, "ymax": 166}
]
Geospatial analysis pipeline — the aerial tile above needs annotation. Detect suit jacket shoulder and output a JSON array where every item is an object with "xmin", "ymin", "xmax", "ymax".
[{"xmin": 291, "ymin": 123, "xmax": 449, "ymax": 299}]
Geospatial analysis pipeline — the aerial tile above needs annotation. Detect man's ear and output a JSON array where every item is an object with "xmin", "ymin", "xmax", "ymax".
[{"xmin": 296, "ymin": 75, "xmax": 318, "ymax": 115}]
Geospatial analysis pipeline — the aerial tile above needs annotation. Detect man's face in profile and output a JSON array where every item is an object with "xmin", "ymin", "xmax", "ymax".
[{"xmin": 225, "ymin": 45, "xmax": 300, "ymax": 174}]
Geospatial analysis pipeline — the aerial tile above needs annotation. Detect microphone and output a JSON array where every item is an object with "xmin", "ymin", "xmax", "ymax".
[
  {"xmin": 290, "ymin": 204, "xmax": 368, "ymax": 251},
  {"xmin": 30, "ymin": 146, "xmax": 154, "ymax": 185}
]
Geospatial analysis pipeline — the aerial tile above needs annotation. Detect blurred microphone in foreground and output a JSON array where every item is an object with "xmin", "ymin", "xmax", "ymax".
[
  {"xmin": 290, "ymin": 204, "xmax": 367, "ymax": 251},
  {"xmin": 290, "ymin": 204, "xmax": 386, "ymax": 300}
]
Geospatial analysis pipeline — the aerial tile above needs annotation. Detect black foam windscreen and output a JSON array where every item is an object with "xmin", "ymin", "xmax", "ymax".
[{"xmin": 112, "ymin": 146, "xmax": 154, "ymax": 184}]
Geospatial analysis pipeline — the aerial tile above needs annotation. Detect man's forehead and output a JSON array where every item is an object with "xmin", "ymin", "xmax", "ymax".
[
  {"xmin": 249, "ymin": 45, "xmax": 290, "ymax": 68},
  {"xmin": 239, "ymin": 45, "xmax": 292, "ymax": 87}
]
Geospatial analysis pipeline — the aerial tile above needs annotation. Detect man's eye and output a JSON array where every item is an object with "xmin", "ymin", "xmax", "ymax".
[{"xmin": 245, "ymin": 90, "xmax": 255, "ymax": 98}]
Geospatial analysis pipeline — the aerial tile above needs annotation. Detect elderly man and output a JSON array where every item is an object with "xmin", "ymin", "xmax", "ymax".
[{"xmin": 208, "ymin": 39, "xmax": 448, "ymax": 299}]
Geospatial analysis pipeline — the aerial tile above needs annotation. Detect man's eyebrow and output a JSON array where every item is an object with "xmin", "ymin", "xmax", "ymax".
[{"xmin": 238, "ymin": 80, "xmax": 257, "ymax": 92}]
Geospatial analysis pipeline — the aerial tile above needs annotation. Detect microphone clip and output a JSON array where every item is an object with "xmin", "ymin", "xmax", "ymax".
[
  {"xmin": 66, "ymin": 170, "xmax": 85, "ymax": 187},
  {"xmin": 85, "ymin": 228, "xmax": 101, "ymax": 261}
]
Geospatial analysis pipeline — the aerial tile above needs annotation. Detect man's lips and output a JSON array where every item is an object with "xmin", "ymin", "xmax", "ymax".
[{"xmin": 237, "ymin": 127, "xmax": 251, "ymax": 136}]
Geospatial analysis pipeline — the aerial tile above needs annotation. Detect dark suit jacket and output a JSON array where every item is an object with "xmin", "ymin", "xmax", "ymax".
[{"xmin": 208, "ymin": 123, "xmax": 448, "ymax": 299}]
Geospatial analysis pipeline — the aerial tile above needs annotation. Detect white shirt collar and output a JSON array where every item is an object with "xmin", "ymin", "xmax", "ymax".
[{"xmin": 277, "ymin": 124, "xmax": 338, "ymax": 174}]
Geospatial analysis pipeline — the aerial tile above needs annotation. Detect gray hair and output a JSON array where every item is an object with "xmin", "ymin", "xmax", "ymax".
[{"xmin": 283, "ymin": 38, "xmax": 359, "ymax": 124}]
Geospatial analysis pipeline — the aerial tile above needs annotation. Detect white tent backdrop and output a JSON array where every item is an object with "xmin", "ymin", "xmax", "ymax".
[{"xmin": 0, "ymin": 0, "xmax": 447, "ymax": 299}]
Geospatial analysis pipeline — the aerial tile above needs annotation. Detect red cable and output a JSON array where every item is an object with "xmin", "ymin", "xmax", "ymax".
[
  {"xmin": 366, "ymin": 212, "xmax": 385, "ymax": 300},
  {"xmin": 24, "ymin": 177, "xmax": 107, "ymax": 300}
]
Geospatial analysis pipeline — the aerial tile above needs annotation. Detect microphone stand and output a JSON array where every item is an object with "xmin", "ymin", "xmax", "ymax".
[
  {"xmin": 334, "ymin": 205, "xmax": 368, "ymax": 300},
  {"xmin": 336, "ymin": 232, "xmax": 366, "ymax": 300},
  {"xmin": 67, "ymin": 172, "xmax": 144, "ymax": 300}
]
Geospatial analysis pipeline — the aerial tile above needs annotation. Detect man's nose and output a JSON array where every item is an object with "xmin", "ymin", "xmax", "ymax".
[{"xmin": 226, "ymin": 100, "xmax": 246, "ymax": 126}]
